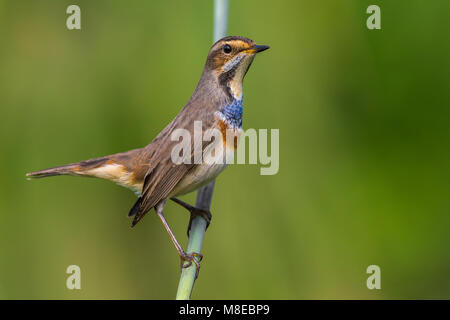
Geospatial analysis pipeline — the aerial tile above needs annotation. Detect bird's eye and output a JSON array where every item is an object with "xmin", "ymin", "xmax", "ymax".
[{"xmin": 223, "ymin": 44, "xmax": 232, "ymax": 54}]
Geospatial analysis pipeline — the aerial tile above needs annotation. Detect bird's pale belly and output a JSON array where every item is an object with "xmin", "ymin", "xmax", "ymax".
[
  {"xmin": 170, "ymin": 162, "xmax": 228, "ymax": 197},
  {"xmin": 169, "ymin": 131, "xmax": 238, "ymax": 196}
]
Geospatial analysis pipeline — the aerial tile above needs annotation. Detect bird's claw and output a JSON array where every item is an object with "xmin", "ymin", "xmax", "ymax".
[
  {"xmin": 180, "ymin": 251, "xmax": 203, "ymax": 279},
  {"xmin": 170, "ymin": 198, "xmax": 212, "ymax": 237},
  {"xmin": 187, "ymin": 208, "xmax": 212, "ymax": 237}
]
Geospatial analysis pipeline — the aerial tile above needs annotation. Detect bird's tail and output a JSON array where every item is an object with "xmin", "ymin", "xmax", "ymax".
[{"xmin": 26, "ymin": 157, "xmax": 110, "ymax": 179}]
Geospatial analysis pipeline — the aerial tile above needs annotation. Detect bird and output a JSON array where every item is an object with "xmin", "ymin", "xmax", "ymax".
[{"xmin": 27, "ymin": 36, "xmax": 269, "ymax": 274}]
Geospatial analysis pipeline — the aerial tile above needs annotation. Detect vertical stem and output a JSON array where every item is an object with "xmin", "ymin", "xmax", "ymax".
[
  {"xmin": 175, "ymin": 0, "xmax": 229, "ymax": 300},
  {"xmin": 213, "ymin": 0, "xmax": 229, "ymax": 43}
]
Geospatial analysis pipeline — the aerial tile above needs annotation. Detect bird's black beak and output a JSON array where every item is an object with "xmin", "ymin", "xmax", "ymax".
[{"xmin": 254, "ymin": 45, "xmax": 270, "ymax": 53}]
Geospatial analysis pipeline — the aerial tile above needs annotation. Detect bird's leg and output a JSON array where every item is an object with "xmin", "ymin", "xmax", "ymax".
[
  {"xmin": 170, "ymin": 197, "xmax": 212, "ymax": 237},
  {"xmin": 155, "ymin": 200, "xmax": 202, "ymax": 279}
]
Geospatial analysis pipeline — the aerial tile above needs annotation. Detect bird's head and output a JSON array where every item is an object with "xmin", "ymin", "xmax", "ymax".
[{"xmin": 204, "ymin": 36, "xmax": 269, "ymax": 100}]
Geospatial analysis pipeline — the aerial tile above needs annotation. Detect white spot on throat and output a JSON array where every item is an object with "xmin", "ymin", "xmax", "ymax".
[{"xmin": 229, "ymin": 78, "xmax": 242, "ymax": 100}]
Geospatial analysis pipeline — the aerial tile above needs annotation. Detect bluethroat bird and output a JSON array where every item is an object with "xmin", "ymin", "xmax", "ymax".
[{"xmin": 27, "ymin": 36, "xmax": 269, "ymax": 273}]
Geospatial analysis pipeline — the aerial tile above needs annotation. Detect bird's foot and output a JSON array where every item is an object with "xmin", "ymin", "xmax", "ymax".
[
  {"xmin": 187, "ymin": 207, "xmax": 212, "ymax": 236},
  {"xmin": 180, "ymin": 251, "xmax": 203, "ymax": 279},
  {"xmin": 171, "ymin": 198, "xmax": 212, "ymax": 236}
]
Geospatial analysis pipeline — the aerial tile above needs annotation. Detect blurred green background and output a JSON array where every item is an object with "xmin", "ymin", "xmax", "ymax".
[{"xmin": 0, "ymin": 0, "xmax": 449, "ymax": 299}]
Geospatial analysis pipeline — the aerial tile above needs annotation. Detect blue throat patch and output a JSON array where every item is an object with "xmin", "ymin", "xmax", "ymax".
[{"xmin": 222, "ymin": 99, "xmax": 243, "ymax": 128}]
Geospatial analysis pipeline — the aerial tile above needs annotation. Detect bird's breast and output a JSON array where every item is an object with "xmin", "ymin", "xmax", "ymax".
[{"xmin": 219, "ymin": 99, "xmax": 243, "ymax": 129}]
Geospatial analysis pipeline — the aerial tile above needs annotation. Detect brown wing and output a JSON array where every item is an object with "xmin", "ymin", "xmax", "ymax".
[
  {"xmin": 130, "ymin": 163, "xmax": 193, "ymax": 226},
  {"xmin": 129, "ymin": 102, "xmax": 217, "ymax": 227}
]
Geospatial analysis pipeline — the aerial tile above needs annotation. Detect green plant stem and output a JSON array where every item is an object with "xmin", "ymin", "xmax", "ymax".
[
  {"xmin": 175, "ymin": 0, "xmax": 229, "ymax": 300},
  {"xmin": 176, "ymin": 181, "xmax": 215, "ymax": 299}
]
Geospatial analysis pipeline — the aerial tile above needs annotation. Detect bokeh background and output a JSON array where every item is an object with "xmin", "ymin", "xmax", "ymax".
[{"xmin": 0, "ymin": 0, "xmax": 449, "ymax": 299}]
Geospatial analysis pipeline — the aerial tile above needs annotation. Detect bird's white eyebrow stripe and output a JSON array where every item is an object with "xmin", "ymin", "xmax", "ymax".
[{"xmin": 223, "ymin": 54, "xmax": 244, "ymax": 72}]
